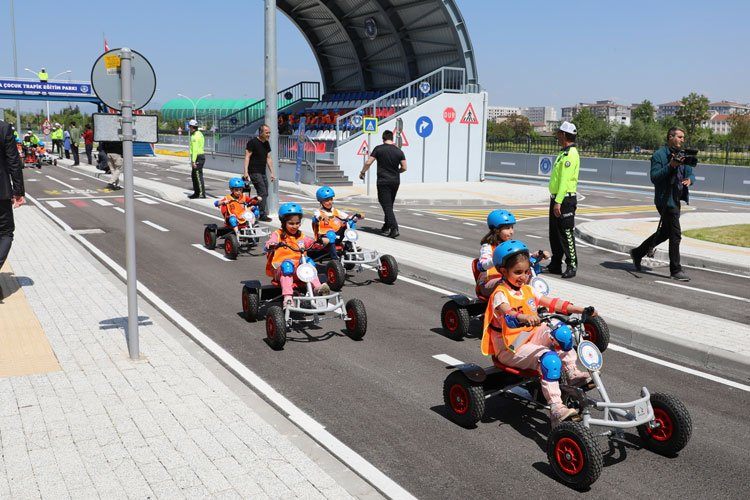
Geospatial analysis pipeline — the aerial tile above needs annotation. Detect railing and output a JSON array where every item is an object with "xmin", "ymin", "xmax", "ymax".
[
  {"xmin": 218, "ymin": 81, "xmax": 320, "ymax": 134},
  {"xmin": 158, "ymin": 133, "xmax": 215, "ymax": 150},
  {"xmin": 335, "ymin": 67, "xmax": 466, "ymax": 147},
  {"xmin": 279, "ymin": 135, "xmax": 319, "ymax": 181}
]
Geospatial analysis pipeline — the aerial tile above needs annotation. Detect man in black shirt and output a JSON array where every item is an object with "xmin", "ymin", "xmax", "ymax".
[
  {"xmin": 243, "ymin": 124, "xmax": 276, "ymax": 221},
  {"xmin": 360, "ymin": 130, "xmax": 407, "ymax": 238},
  {"xmin": 0, "ymin": 120, "xmax": 25, "ymax": 271}
]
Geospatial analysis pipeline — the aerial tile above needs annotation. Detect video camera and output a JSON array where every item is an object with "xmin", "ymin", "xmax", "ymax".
[{"xmin": 671, "ymin": 148, "xmax": 699, "ymax": 167}]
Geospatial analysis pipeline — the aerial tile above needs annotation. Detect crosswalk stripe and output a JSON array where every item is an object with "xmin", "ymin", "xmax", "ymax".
[
  {"xmin": 136, "ymin": 197, "xmax": 159, "ymax": 205},
  {"xmin": 47, "ymin": 201, "xmax": 65, "ymax": 208},
  {"xmin": 92, "ymin": 199, "xmax": 113, "ymax": 206},
  {"xmin": 142, "ymin": 220, "xmax": 169, "ymax": 232}
]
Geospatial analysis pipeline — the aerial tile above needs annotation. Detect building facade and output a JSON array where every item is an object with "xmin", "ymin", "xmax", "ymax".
[
  {"xmin": 709, "ymin": 101, "xmax": 750, "ymax": 115},
  {"xmin": 487, "ymin": 106, "xmax": 521, "ymax": 122},
  {"xmin": 561, "ymin": 100, "xmax": 630, "ymax": 125}
]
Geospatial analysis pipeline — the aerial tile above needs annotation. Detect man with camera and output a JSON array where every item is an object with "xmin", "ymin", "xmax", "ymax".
[{"xmin": 630, "ymin": 127, "xmax": 696, "ymax": 281}]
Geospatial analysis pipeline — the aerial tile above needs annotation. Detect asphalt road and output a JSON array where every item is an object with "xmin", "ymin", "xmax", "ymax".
[{"xmin": 22, "ymin": 162, "xmax": 750, "ymax": 497}]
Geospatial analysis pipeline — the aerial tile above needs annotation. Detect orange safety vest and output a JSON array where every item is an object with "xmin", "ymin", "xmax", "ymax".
[
  {"xmin": 315, "ymin": 207, "xmax": 346, "ymax": 237},
  {"xmin": 220, "ymin": 194, "xmax": 256, "ymax": 225},
  {"xmin": 477, "ymin": 244, "xmax": 500, "ymax": 283},
  {"xmin": 266, "ymin": 229, "xmax": 306, "ymax": 277},
  {"xmin": 481, "ymin": 284, "xmax": 538, "ymax": 356}
]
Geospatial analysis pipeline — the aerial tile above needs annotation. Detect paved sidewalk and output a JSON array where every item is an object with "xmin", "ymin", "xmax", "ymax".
[
  {"xmin": 577, "ymin": 212, "xmax": 750, "ymax": 276},
  {"xmin": 1, "ymin": 205, "xmax": 376, "ymax": 499}
]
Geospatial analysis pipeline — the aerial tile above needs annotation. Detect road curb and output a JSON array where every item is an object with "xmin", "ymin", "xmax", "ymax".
[{"xmin": 574, "ymin": 226, "xmax": 750, "ymax": 277}]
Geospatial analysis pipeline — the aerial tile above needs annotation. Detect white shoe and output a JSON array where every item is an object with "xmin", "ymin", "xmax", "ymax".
[{"xmin": 315, "ymin": 283, "xmax": 331, "ymax": 296}]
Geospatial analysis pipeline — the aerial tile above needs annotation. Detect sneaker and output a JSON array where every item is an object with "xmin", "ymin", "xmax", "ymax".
[
  {"xmin": 550, "ymin": 405, "xmax": 579, "ymax": 427},
  {"xmin": 315, "ymin": 283, "xmax": 331, "ymax": 296},
  {"xmin": 671, "ymin": 271, "xmax": 690, "ymax": 282},
  {"xmin": 282, "ymin": 297, "xmax": 294, "ymax": 308},
  {"xmin": 629, "ymin": 249, "xmax": 642, "ymax": 272},
  {"xmin": 561, "ymin": 267, "xmax": 577, "ymax": 279},
  {"xmin": 388, "ymin": 229, "xmax": 400, "ymax": 239}
]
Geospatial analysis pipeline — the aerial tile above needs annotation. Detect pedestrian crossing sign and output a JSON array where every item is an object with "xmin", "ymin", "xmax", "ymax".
[
  {"xmin": 460, "ymin": 103, "xmax": 479, "ymax": 125},
  {"xmin": 363, "ymin": 116, "xmax": 378, "ymax": 134},
  {"xmin": 356, "ymin": 140, "xmax": 369, "ymax": 156}
]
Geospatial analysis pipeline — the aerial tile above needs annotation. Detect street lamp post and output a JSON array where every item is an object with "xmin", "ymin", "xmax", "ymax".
[{"xmin": 177, "ymin": 92, "xmax": 212, "ymax": 121}]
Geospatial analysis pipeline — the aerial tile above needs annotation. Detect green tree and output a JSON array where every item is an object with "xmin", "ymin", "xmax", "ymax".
[
  {"xmin": 572, "ymin": 107, "xmax": 612, "ymax": 146},
  {"xmin": 631, "ymin": 100, "xmax": 655, "ymax": 123},
  {"xmin": 487, "ymin": 120, "xmax": 514, "ymax": 141},
  {"xmin": 728, "ymin": 114, "xmax": 750, "ymax": 146},
  {"xmin": 505, "ymin": 114, "xmax": 533, "ymax": 138},
  {"xmin": 675, "ymin": 92, "xmax": 710, "ymax": 139}
]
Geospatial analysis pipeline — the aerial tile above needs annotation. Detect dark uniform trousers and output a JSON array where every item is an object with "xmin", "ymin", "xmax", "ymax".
[
  {"xmin": 548, "ymin": 195, "xmax": 578, "ymax": 269},
  {"xmin": 191, "ymin": 154, "xmax": 206, "ymax": 197},
  {"xmin": 0, "ymin": 199, "xmax": 15, "ymax": 270},
  {"xmin": 632, "ymin": 205, "xmax": 682, "ymax": 275}
]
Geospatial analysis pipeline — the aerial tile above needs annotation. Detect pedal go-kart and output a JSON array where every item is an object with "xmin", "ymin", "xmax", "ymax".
[
  {"xmin": 307, "ymin": 214, "xmax": 398, "ymax": 291},
  {"xmin": 203, "ymin": 204, "xmax": 270, "ymax": 260},
  {"xmin": 241, "ymin": 243, "xmax": 367, "ymax": 350},
  {"xmin": 441, "ymin": 308, "xmax": 692, "ymax": 489},
  {"xmin": 440, "ymin": 258, "xmax": 609, "ymax": 350},
  {"xmin": 22, "ymin": 144, "xmax": 42, "ymax": 168}
]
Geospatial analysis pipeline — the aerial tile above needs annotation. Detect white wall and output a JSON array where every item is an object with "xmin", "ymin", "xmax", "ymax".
[{"xmin": 335, "ymin": 92, "xmax": 488, "ymax": 184}]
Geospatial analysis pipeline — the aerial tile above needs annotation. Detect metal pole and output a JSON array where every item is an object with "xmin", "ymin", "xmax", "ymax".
[
  {"xmin": 446, "ymin": 122, "xmax": 451, "ymax": 181},
  {"xmin": 265, "ymin": 0, "xmax": 279, "ymax": 213},
  {"xmin": 120, "ymin": 48, "xmax": 140, "ymax": 360},
  {"xmin": 9, "ymin": 0, "xmax": 22, "ymax": 133}
]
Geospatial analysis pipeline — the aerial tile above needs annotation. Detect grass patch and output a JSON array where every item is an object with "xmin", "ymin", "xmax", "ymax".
[{"xmin": 683, "ymin": 224, "xmax": 750, "ymax": 247}]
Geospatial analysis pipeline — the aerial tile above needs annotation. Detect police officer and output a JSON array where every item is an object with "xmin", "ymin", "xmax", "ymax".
[
  {"xmin": 38, "ymin": 68, "xmax": 48, "ymax": 83},
  {"xmin": 188, "ymin": 119, "xmax": 206, "ymax": 199},
  {"xmin": 547, "ymin": 121, "xmax": 580, "ymax": 279}
]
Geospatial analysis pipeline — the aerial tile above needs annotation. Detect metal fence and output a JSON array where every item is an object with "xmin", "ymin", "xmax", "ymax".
[{"xmin": 487, "ymin": 137, "xmax": 750, "ymax": 166}]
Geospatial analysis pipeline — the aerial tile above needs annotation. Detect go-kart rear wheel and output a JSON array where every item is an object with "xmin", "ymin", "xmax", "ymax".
[
  {"xmin": 265, "ymin": 306, "xmax": 287, "ymax": 350},
  {"xmin": 377, "ymin": 255, "xmax": 398, "ymax": 284},
  {"xmin": 326, "ymin": 260, "xmax": 346, "ymax": 291},
  {"xmin": 637, "ymin": 392, "xmax": 692, "ymax": 456},
  {"xmin": 583, "ymin": 315, "xmax": 610, "ymax": 353},
  {"xmin": 224, "ymin": 233, "xmax": 239, "ymax": 260},
  {"xmin": 443, "ymin": 371, "xmax": 485, "ymax": 428},
  {"xmin": 344, "ymin": 298, "xmax": 367, "ymax": 340},
  {"xmin": 547, "ymin": 421, "xmax": 603, "ymax": 490},
  {"xmin": 242, "ymin": 287, "xmax": 260, "ymax": 322},
  {"xmin": 441, "ymin": 300, "xmax": 470, "ymax": 340},
  {"xmin": 203, "ymin": 226, "xmax": 217, "ymax": 250}
]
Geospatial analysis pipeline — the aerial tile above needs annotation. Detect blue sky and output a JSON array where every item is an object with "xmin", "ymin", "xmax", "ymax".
[{"xmin": 3, "ymin": 0, "xmax": 749, "ymax": 113}]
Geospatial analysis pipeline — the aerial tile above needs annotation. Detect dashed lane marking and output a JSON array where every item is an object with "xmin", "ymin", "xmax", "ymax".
[
  {"xmin": 167, "ymin": 176, "xmax": 181, "ymax": 181},
  {"xmin": 47, "ymin": 201, "xmax": 65, "ymax": 208},
  {"xmin": 437, "ymin": 217, "xmax": 448, "ymax": 221},
  {"xmin": 463, "ymin": 222, "xmax": 477, "ymax": 226},
  {"xmin": 654, "ymin": 280, "xmax": 750, "ymax": 303},
  {"xmin": 433, "ymin": 354, "xmax": 465, "ymax": 366},
  {"xmin": 113, "ymin": 207, "xmax": 125, "ymax": 213},
  {"xmin": 136, "ymin": 197, "xmax": 160, "ymax": 205},
  {"xmin": 525, "ymin": 234, "xmax": 542, "ymax": 239},
  {"xmin": 191, "ymin": 244, "xmax": 232, "ymax": 261},
  {"xmin": 142, "ymin": 221, "xmax": 169, "ymax": 232},
  {"xmin": 92, "ymin": 199, "xmax": 114, "ymax": 206}
]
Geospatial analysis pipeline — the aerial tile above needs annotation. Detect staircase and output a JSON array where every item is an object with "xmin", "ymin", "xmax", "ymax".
[{"xmin": 315, "ymin": 158, "xmax": 352, "ymax": 186}]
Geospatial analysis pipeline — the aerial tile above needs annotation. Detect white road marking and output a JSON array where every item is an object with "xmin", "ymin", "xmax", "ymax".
[
  {"xmin": 92, "ymin": 199, "xmax": 113, "ymax": 206},
  {"xmin": 136, "ymin": 197, "xmax": 159, "ymax": 205},
  {"xmin": 144, "ymin": 171, "xmax": 157, "ymax": 176},
  {"xmin": 26, "ymin": 192, "xmax": 416, "ymax": 499},
  {"xmin": 575, "ymin": 239, "xmax": 592, "ymax": 248},
  {"xmin": 47, "ymin": 200, "xmax": 65, "ymax": 208},
  {"xmin": 191, "ymin": 243, "xmax": 232, "ymax": 261},
  {"xmin": 630, "ymin": 198, "xmax": 642, "ymax": 202},
  {"xmin": 113, "ymin": 207, "xmax": 125, "ymax": 213},
  {"xmin": 369, "ymin": 205, "xmax": 378, "ymax": 209},
  {"xmin": 626, "ymin": 171, "xmax": 647, "ymax": 177},
  {"xmin": 654, "ymin": 280, "xmax": 750, "ymax": 302},
  {"xmin": 714, "ymin": 208, "xmax": 728, "ymax": 212},
  {"xmin": 167, "ymin": 176, "xmax": 181, "ymax": 181},
  {"xmin": 525, "ymin": 234, "xmax": 542, "ymax": 239},
  {"xmin": 433, "ymin": 354, "xmax": 465, "ymax": 366},
  {"xmin": 150, "ymin": 177, "xmax": 162, "ymax": 181},
  {"xmin": 576, "ymin": 217, "xmax": 594, "ymax": 222},
  {"xmin": 27, "ymin": 178, "xmax": 38, "ymax": 182},
  {"xmin": 45, "ymin": 175, "xmax": 94, "ymax": 196},
  {"xmin": 365, "ymin": 217, "xmax": 462, "ymax": 240},
  {"xmin": 463, "ymin": 222, "xmax": 477, "ymax": 226},
  {"xmin": 437, "ymin": 217, "xmax": 448, "ymax": 221},
  {"xmin": 412, "ymin": 213, "xmax": 424, "ymax": 216},
  {"xmin": 74, "ymin": 229, "xmax": 104, "ymax": 235},
  {"xmin": 70, "ymin": 177, "xmax": 82, "ymax": 180},
  {"xmin": 604, "ymin": 195, "xmax": 616, "ymax": 199},
  {"xmin": 142, "ymin": 220, "xmax": 169, "ymax": 232}
]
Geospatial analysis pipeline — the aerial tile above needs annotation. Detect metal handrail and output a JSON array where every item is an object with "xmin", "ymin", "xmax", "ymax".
[{"xmin": 335, "ymin": 66, "xmax": 466, "ymax": 147}]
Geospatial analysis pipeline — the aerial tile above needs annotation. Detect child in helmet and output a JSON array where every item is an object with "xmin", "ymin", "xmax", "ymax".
[
  {"xmin": 215, "ymin": 177, "xmax": 262, "ymax": 239},
  {"xmin": 265, "ymin": 203, "xmax": 331, "ymax": 306},
  {"xmin": 312, "ymin": 185, "xmax": 359, "ymax": 259},
  {"xmin": 476, "ymin": 209, "xmax": 550, "ymax": 299},
  {"xmin": 481, "ymin": 240, "xmax": 594, "ymax": 426}
]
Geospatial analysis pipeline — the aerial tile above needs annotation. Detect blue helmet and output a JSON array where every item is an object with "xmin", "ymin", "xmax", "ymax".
[
  {"xmin": 229, "ymin": 177, "xmax": 244, "ymax": 189},
  {"xmin": 487, "ymin": 209, "xmax": 516, "ymax": 229},
  {"xmin": 38, "ymin": 141, "xmax": 45, "ymax": 147},
  {"xmin": 492, "ymin": 240, "xmax": 529, "ymax": 268},
  {"xmin": 316, "ymin": 186, "xmax": 335, "ymax": 202},
  {"xmin": 278, "ymin": 202, "xmax": 303, "ymax": 220}
]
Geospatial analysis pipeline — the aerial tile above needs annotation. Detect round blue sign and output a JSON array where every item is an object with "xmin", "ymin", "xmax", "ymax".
[
  {"xmin": 351, "ymin": 115, "xmax": 363, "ymax": 127},
  {"xmin": 634, "ymin": 146, "xmax": 641, "ymax": 153},
  {"xmin": 419, "ymin": 81, "xmax": 431, "ymax": 95},
  {"xmin": 415, "ymin": 116, "xmax": 433, "ymax": 138},
  {"xmin": 539, "ymin": 157, "xmax": 552, "ymax": 174}
]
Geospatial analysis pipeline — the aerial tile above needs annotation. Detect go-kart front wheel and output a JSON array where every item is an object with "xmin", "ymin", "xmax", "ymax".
[
  {"xmin": 637, "ymin": 392, "xmax": 692, "ymax": 456},
  {"xmin": 583, "ymin": 315, "xmax": 610, "ymax": 353},
  {"xmin": 547, "ymin": 421, "xmax": 603, "ymax": 490},
  {"xmin": 326, "ymin": 260, "xmax": 346, "ymax": 291},
  {"xmin": 224, "ymin": 233, "xmax": 239, "ymax": 260},
  {"xmin": 203, "ymin": 225, "xmax": 217, "ymax": 250},
  {"xmin": 242, "ymin": 287, "xmax": 260, "ymax": 322},
  {"xmin": 442, "ymin": 371, "xmax": 485, "ymax": 428},
  {"xmin": 344, "ymin": 298, "xmax": 367, "ymax": 340},
  {"xmin": 265, "ymin": 306, "xmax": 287, "ymax": 350},
  {"xmin": 377, "ymin": 255, "xmax": 398, "ymax": 284},
  {"xmin": 441, "ymin": 300, "xmax": 470, "ymax": 340}
]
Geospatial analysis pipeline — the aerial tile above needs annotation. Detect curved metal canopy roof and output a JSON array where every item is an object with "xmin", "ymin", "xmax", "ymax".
[
  {"xmin": 277, "ymin": 0, "xmax": 477, "ymax": 93},
  {"xmin": 161, "ymin": 98, "xmax": 260, "ymax": 120}
]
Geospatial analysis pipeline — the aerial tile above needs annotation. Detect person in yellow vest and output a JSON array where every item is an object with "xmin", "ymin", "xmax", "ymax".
[
  {"xmin": 188, "ymin": 119, "xmax": 205, "ymax": 199},
  {"xmin": 547, "ymin": 121, "xmax": 580, "ymax": 279},
  {"xmin": 50, "ymin": 123, "xmax": 64, "ymax": 158},
  {"xmin": 38, "ymin": 68, "xmax": 48, "ymax": 82},
  {"xmin": 480, "ymin": 240, "xmax": 596, "ymax": 426}
]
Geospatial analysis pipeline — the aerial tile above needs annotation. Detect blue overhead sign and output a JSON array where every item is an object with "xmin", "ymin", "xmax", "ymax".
[
  {"xmin": 0, "ymin": 79, "xmax": 93, "ymax": 95},
  {"xmin": 415, "ymin": 116, "xmax": 433, "ymax": 138}
]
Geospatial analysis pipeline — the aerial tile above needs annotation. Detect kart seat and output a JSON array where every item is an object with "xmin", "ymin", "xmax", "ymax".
[
  {"xmin": 471, "ymin": 258, "xmax": 489, "ymax": 302},
  {"xmin": 492, "ymin": 355, "xmax": 539, "ymax": 378}
]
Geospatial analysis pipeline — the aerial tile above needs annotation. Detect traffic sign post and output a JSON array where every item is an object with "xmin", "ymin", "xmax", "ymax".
[
  {"xmin": 460, "ymin": 103, "xmax": 479, "ymax": 181},
  {"xmin": 443, "ymin": 107, "xmax": 456, "ymax": 181},
  {"xmin": 363, "ymin": 116, "xmax": 378, "ymax": 134},
  {"xmin": 415, "ymin": 116, "xmax": 433, "ymax": 183},
  {"xmin": 356, "ymin": 140, "xmax": 370, "ymax": 196}
]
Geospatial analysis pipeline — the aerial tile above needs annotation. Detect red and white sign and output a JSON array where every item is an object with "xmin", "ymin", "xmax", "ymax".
[
  {"xmin": 393, "ymin": 128, "xmax": 410, "ymax": 147},
  {"xmin": 356, "ymin": 140, "xmax": 369, "ymax": 156},
  {"xmin": 443, "ymin": 107, "xmax": 456, "ymax": 123},
  {"xmin": 42, "ymin": 119, "xmax": 51, "ymax": 135},
  {"xmin": 460, "ymin": 103, "xmax": 479, "ymax": 125}
]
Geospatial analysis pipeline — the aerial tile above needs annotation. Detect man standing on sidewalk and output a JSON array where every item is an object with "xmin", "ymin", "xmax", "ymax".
[
  {"xmin": 68, "ymin": 121, "xmax": 81, "ymax": 166},
  {"xmin": 243, "ymin": 124, "xmax": 276, "ymax": 221},
  {"xmin": 51, "ymin": 123, "xmax": 63, "ymax": 158},
  {"xmin": 359, "ymin": 130, "xmax": 407, "ymax": 238},
  {"xmin": 0, "ymin": 120, "xmax": 25, "ymax": 270},
  {"xmin": 630, "ymin": 127, "xmax": 695, "ymax": 281},
  {"xmin": 188, "ymin": 119, "xmax": 206, "ymax": 199},
  {"xmin": 82, "ymin": 124, "xmax": 94, "ymax": 165},
  {"xmin": 547, "ymin": 121, "xmax": 580, "ymax": 279}
]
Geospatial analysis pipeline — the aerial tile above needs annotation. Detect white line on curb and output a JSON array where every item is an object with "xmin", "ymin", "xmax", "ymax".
[
  {"xmin": 654, "ymin": 280, "xmax": 750, "ymax": 303},
  {"xmin": 191, "ymin": 244, "xmax": 232, "ymax": 261},
  {"xmin": 143, "ymin": 220, "xmax": 169, "ymax": 232},
  {"xmin": 433, "ymin": 354, "xmax": 465, "ymax": 366},
  {"xmin": 25, "ymin": 193, "xmax": 417, "ymax": 500}
]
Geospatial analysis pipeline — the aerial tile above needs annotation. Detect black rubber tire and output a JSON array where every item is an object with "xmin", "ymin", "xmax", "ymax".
[
  {"xmin": 242, "ymin": 287, "xmax": 260, "ymax": 322},
  {"xmin": 344, "ymin": 298, "xmax": 367, "ymax": 340},
  {"xmin": 583, "ymin": 315, "xmax": 610, "ymax": 353},
  {"xmin": 377, "ymin": 255, "xmax": 399, "ymax": 284},
  {"xmin": 443, "ymin": 371, "xmax": 485, "ymax": 428},
  {"xmin": 224, "ymin": 233, "xmax": 239, "ymax": 260},
  {"xmin": 326, "ymin": 260, "xmax": 346, "ymax": 291},
  {"xmin": 203, "ymin": 226, "xmax": 217, "ymax": 250},
  {"xmin": 547, "ymin": 421, "xmax": 603, "ymax": 490},
  {"xmin": 637, "ymin": 392, "xmax": 692, "ymax": 456},
  {"xmin": 265, "ymin": 306, "xmax": 287, "ymax": 350},
  {"xmin": 441, "ymin": 300, "xmax": 471, "ymax": 340}
]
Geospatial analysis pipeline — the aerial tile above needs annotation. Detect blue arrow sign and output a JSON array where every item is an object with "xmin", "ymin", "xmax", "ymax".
[{"xmin": 415, "ymin": 116, "xmax": 433, "ymax": 138}]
